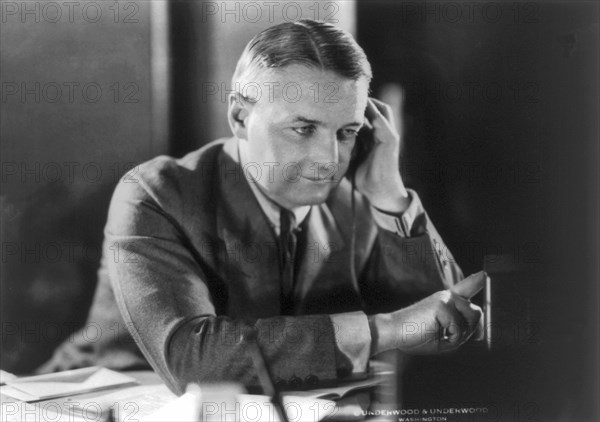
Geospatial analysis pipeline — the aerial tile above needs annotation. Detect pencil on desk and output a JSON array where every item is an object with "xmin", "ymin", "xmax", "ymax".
[
  {"xmin": 99, "ymin": 407, "xmax": 115, "ymax": 422},
  {"xmin": 247, "ymin": 336, "xmax": 290, "ymax": 422}
]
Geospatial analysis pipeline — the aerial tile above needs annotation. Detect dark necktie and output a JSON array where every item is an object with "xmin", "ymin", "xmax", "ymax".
[{"xmin": 279, "ymin": 208, "xmax": 298, "ymax": 314}]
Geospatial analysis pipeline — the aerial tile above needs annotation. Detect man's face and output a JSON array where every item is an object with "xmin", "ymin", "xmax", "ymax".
[{"xmin": 241, "ymin": 65, "xmax": 369, "ymax": 209}]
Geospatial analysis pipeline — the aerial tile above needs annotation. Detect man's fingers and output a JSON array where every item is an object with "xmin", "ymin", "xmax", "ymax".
[
  {"xmin": 451, "ymin": 271, "xmax": 487, "ymax": 299},
  {"xmin": 365, "ymin": 98, "xmax": 379, "ymax": 123},
  {"xmin": 473, "ymin": 314, "xmax": 485, "ymax": 341},
  {"xmin": 366, "ymin": 98, "xmax": 397, "ymax": 132},
  {"xmin": 370, "ymin": 97, "xmax": 394, "ymax": 120},
  {"xmin": 435, "ymin": 300, "xmax": 466, "ymax": 348},
  {"xmin": 451, "ymin": 278, "xmax": 486, "ymax": 342},
  {"xmin": 453, "ymin": 297, "xmax": 483, "ymax": 325},
  {"xmin": 453, "ymin": 298, "xmax": 483, "ymax": 340}
]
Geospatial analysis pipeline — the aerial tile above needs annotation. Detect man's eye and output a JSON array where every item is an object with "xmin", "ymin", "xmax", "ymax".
[
  {"xmin": 293, "ymin": 126, "xmax": 316, "ymax": 136},
  {"xmin": 338, "ymin": 129, "xmax": 358, "ymax": 141}
]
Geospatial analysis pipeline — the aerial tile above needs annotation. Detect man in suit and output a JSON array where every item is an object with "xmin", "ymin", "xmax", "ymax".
[{"xmin": 40, "ymin": 19, "xmax": 484, "ymax": 395}]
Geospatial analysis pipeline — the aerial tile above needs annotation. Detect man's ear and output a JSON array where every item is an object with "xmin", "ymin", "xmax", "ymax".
[{"xmin": 227, "ymin": 93, "xmax": 250, "ymax": 140}]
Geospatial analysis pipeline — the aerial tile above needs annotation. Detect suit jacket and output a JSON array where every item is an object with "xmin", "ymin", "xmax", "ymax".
[{"xmin": 41, "ymin": 137, "xmax": 463, "ymax": 395}]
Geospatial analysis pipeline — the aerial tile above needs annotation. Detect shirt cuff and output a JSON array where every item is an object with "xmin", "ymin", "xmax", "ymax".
[
  {"xmin": 330, "ymin": 311, "xmax": 371, "ymax": 376},
  {"xmin": 370, "ymin": 188, "xmax": 425, "ymax": 237}
]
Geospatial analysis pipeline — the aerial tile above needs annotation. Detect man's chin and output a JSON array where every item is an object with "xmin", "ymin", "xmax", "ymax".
[
  {"xmin": 298, "ymin": 195, "xmax": 329, "ymax": 206},
  {"xmin": 293, "ymin": 182, "xmax": 341, "ymax": 206},
  {"xmin": 274, "ymin": 183, "xmax": 338, "ymax": 208}
]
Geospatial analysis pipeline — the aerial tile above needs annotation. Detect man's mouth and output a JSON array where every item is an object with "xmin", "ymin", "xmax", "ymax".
[{"xmin": 301, "ymin": 175, "xmax": 335, "ymax": 183}]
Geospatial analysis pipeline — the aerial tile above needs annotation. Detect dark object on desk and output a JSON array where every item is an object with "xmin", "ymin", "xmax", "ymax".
[{"xmin": 483, "ymin": 254, "xmax": 538, "ymax": 351}]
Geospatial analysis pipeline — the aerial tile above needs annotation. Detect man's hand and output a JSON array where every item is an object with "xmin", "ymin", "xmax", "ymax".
[
  {"xmin": 369, "ymin": 272, "xmax": 486, "ymax": 355},
  {"xmin": 354, "ymin": 97, "xmax": 409, "ymax": 213}
]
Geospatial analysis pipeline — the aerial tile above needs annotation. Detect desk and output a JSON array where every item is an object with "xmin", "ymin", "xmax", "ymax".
[{"xmin": 1, "ymin": 369, "xmax": 394, "ymax": 422}]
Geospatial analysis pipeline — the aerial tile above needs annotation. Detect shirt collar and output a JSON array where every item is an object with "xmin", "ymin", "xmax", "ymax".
[{"xmin": 238, "ymin": 139, "xmax": 311, "ymax": 236}]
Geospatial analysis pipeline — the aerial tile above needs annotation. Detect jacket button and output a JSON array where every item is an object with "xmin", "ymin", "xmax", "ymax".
[
  {"xmin": 304, "ymin": 375, "xmax": 319, "ymax": 387},
  {"xmin": 274, "ymin": 378, "xmax": 287, "ymax": 389},
  {"xmin": 289, "ymin": 376, "xmax": 303, "ymax": 389}
]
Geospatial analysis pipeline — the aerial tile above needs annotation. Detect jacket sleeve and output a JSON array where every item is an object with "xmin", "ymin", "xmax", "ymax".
[
  {"xmin": 104, "ymin": 175, "xmax": 342, "ymax": 395},
  {"xmin": 358, "ymin": 189, "xmax": 464, "ymax": 314}
]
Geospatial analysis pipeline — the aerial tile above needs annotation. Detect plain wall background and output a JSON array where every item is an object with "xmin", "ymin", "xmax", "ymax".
[{"xmin": 0, "ymin": 1, "xmax": 165, "ymax": 371}]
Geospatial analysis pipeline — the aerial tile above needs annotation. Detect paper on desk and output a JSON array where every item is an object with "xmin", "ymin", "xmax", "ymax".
[
  {"xmin": 141, "ymin": 392, "xmax": 337, "ymax": 422},
  {"xmin": 248, "ymin": 394, "xmax": 337, "ymax": 422},
  {"xmin": 66, "ymin": 384, "xmax": 178, "ymax": 421},
  {"xmin": 0, "ymin": 369, "xmax": 17, "ymax": 385},
  {"xmin": 284, "ymin": 372, "xmax": 389, "ymax": 401},
  {"xmin": 2, "ymin": 366, "xmax": 137, "ymax": 402}
]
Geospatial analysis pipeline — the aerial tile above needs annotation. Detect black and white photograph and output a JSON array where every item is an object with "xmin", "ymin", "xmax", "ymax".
[{"xmin": 1, "ymin": 1, "xmax": 599, "ymax": 421}]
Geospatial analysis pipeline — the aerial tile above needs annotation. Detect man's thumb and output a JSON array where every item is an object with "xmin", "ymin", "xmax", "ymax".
[{"xmin": 450, "ymin": 271, "xmax": 487, "ymax": 299}]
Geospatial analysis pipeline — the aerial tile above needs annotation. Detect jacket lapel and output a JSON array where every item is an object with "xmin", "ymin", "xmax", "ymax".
[{"xmin": 215, "ymin": 138, "xmax": 282, "ymax": 318}]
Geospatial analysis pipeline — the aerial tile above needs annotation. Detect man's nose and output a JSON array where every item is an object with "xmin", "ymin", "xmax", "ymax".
[{"xmin": 310, "ymin": 133, "xmax": 339, "ymax": 169}]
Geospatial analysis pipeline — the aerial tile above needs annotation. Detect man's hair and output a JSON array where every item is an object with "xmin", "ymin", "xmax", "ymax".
[{"xmin": 232, "ymin": 19, "xmax": 372, "ymax": 91}]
